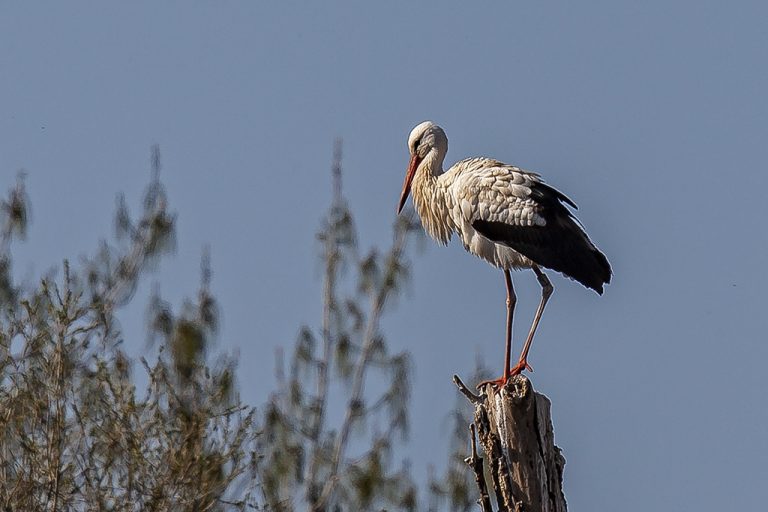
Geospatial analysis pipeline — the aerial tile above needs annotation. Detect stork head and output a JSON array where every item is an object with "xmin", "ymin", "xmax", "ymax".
[{"xmin": 398, "ymin": 121, "xmax": 448, "ymax": 214}]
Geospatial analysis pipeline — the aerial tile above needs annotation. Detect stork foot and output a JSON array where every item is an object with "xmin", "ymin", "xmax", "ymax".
[
  {"xmin": 509, "ymin": 359, "xmax": 533, "ymax": 377},
  {"xmin": 475, "ymin": 360, "xmax": 534, "ymax": 390},
  {"xmin": 475, "ymin": 375, "xmax": 508, "ymax": 389}
]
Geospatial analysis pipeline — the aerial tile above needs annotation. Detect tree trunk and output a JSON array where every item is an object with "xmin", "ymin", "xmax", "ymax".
[{"xmin": 456, "ymin": 374, "xmax": 567, "ymax": 512}]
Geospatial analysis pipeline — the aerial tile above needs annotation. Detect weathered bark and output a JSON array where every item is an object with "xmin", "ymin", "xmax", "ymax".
[{"xmin": 455, "ymin": 374, "xmax": 567, "ymax": 512}]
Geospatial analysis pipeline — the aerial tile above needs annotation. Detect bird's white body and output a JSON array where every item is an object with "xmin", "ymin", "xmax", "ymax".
[{"xmin": 411, "ymin": 156, "xmax": 545, "ymax": 270}]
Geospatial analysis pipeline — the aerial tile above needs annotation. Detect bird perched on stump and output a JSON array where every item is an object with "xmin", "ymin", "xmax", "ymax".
[{"xmin": 396, "ymin": 121, "xmax": 611, "ymax": 387}]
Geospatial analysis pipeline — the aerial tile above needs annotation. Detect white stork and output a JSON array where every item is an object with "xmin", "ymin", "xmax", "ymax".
[{"xmin": 397, "ymin": 121, "xmax": 611, "ymax": 387}]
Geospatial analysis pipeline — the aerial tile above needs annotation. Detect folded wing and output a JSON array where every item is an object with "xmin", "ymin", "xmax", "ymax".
[{"xmin": 454, "ymin": 161, "xmax": 612, "ymax": 293}]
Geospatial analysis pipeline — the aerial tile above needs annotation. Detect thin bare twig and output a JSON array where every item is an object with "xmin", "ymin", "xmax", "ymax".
[
  {"xmin": 465, "ymin": 423, "xmax": 493, "ymax": 512},
  {"xmin": 306, "ymin": 139, "xmax": 343, "ymax": 503},
  {"xmin": 453, "ymin": 374, "xmax": 484, "ymax": 404}
]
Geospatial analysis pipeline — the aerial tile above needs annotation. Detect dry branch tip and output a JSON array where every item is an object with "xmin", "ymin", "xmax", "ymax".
[{"xmin": 453, "ymin": 374, "xmax": 484, "ymax": 404}]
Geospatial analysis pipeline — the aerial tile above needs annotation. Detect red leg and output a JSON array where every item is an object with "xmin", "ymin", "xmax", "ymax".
[
  {"xmin": 512, "ymin": 266, "xmax": 552, "ymax": 376},
  {"xmin": 476, "ymin": 270, "xmax": 515, "ymax": 388}
]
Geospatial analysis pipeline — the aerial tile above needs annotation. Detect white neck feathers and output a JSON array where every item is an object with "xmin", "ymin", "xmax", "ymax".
[{"xmin": 411, "ymin": 151, "xmax": 453, "ymax": 245}]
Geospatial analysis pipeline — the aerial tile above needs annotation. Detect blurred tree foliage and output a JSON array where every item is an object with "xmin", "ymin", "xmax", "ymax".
[
  {"xmin": 258, "ymin": 141, "xmax": 423, "ymax": 511},
  {"xmin": 0, "ymin": 143, "xmax": 480, "ymax": 511},
  {"xmin": 0, "ymin": 148, "xmax": 259, "ymax": 510}
]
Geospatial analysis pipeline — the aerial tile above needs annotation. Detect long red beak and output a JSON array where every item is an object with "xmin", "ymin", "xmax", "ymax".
[{"xmin": 397, "ymin": 154, "xmax": 421, "ymax": 214}]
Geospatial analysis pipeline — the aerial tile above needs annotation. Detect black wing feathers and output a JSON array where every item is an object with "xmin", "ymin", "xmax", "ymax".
[
  {"xmin": 528, "ymin": 182, "xmax": 578, "ymax": 210},
  {"xmin": 472, "ymin": 186, "xmax": 611, "ymax": 293}
]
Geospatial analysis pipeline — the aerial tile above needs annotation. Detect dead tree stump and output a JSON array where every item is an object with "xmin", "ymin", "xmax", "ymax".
[{"xmin": 455, "ymin": 374, "xmax": 567, "ymax": 512}]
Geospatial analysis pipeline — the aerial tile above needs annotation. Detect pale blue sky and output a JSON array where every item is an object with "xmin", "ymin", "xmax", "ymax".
[{"xmin": 2, "ymin": 1, "xmax": 767, "ymax": 510}]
